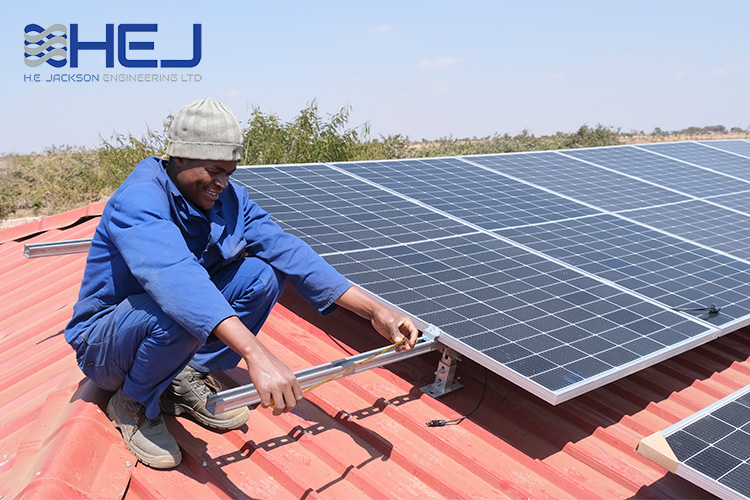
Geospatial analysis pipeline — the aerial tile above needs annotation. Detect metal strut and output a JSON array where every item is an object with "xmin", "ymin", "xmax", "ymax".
[
  {"xmin": 24, "ymin": 238, "xmax": 92, "ymax": 258},
  {"xmin": 207, "ymin": 336, "xmax": 439, "ymax": 415}
]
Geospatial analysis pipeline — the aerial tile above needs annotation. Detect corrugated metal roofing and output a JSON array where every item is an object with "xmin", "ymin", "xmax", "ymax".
[{"xmin": 1, "ymin": 204, "xmax": 748, "ymax": 499}]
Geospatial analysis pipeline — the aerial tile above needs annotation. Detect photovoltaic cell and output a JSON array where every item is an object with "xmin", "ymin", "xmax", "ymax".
[
  {"xmin": 496, "ymin": 214, "xmax": 750, "ymax": 327},
  {"xmin": 467, "ymin": 151, "xmax": 689, "ymax": 211},
  {"xmin": 563, "ymin": 146, "xmax": 748, "ymax": 199},
  {"xmin": 659, "ymin": 385, "xmax": 750, "ymax": 500},
  {"xmin": 333, "ymin": 157, "xmax": 599, "ymax": 230},
  {"xmin": 323, "ymin": 232, "xmax": 710, "ymax": 401},
  {"xmin": 623, "ymin": 201, "xmax": 750, "ymax": 261}
]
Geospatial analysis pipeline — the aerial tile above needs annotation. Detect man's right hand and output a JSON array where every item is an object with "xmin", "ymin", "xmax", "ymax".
[
  {"xmin": 245, "ymin": 344, "xmax": 303, "ymax": 415},
  {"xmin": 212, "ymin": 315, "xmax": 303, "ymax": 415}
]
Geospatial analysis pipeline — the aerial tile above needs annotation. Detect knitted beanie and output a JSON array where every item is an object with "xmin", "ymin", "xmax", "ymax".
[{"xmin": 166, "ymin": 97, "xmax": 243, "ymax": 161}]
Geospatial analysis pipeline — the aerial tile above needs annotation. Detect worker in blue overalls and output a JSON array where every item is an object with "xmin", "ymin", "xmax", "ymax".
[{"xmin": 65, "ymin": 97, "xmax": 418, "ymax": 469}]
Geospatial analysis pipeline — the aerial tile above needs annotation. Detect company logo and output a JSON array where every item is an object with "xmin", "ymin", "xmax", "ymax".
[
  {"xmin": 24, "ymin": 24, "xmax": 68, "ymax": 68},
  {"xmin": 23, "ymin": 23, "xmax": 201, "ymax": 69}
]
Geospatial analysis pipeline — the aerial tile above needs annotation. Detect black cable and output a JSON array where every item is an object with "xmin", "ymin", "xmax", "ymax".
[
  {"xmin": 426, "ymin": 369, "xmax": 488, "ymax": 427},
  {"xmin": 672, "ymin": 303, "xmax": 721, "ymax": 318}
]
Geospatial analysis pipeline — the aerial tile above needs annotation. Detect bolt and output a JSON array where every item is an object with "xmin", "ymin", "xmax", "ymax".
[
  {"xmin": 2, "ymin": 455, "xmax": 7, "ymax": 461},
  {"xmin": 202, "ymin": 461, "xmax": 208, "ymax": 467},
  {"xmin": 125, "ymin": 461, "xmax": 131, "ymax": 467}
]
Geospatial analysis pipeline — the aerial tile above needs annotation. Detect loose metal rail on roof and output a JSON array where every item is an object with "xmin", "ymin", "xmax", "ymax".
[{"xmin": 24, "ymin": 238, "xmax": 92, "ymax": 257}]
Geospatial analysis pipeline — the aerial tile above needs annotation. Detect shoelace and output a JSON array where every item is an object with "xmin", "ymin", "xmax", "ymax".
[{"xmin": 191, "ymin": 370, "xmax": 222, "ymax": 396}]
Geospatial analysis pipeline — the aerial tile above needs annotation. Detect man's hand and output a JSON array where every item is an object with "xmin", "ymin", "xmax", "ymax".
[
  {"xmin": 245, "ymin": 344, "xmax": 303, "ymax": 415},
  {"xmin": 335, "ymin": 286, "xmax": 419, "ymax": 351},
  {"xmin": 212, "ymin": 316, "xmax": 302, "ymax": 414}
]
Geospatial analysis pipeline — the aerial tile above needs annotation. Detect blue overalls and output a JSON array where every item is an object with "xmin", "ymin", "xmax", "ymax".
[{"xmin": 65, "ymin": 157, "xmax": 351, "ymax": 419}]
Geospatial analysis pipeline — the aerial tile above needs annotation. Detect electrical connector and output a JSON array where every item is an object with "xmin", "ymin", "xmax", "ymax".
[{"xmin": 426, "ymin": 419, "xmax": 447, "ymax": 427}]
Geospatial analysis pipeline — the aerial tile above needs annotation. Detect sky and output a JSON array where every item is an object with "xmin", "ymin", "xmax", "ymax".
[{"xmin": 2, "ymin": 0, "xmax": 749, "ymax": 155}]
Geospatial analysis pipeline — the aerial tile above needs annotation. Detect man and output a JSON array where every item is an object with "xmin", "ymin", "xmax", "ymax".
[{"xmin": 65, "ymin": 97, "xmax": 418, "ymax": 469}]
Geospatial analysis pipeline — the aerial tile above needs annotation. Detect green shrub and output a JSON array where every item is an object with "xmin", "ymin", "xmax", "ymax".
[{"xmin": 242, "ymin": 100, "xmax": 369, "ymax": 165}]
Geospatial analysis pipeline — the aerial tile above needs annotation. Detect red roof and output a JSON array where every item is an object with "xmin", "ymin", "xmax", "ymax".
[{"xmin": 1, "ymin": 204, "xmax": 748, "ymax": 499}]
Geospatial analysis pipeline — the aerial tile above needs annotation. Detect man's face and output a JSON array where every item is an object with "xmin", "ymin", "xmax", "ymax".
[{"xmin": 167, "ymin": 157, "xmax": 238, "ymax": 211}]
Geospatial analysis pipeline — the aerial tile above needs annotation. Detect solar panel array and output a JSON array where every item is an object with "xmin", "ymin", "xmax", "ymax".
[
  {"xmin": 232, "ymin": 140, "xmax": 750, "ymax": 404},
  {"xmin": 657, "ymin": 385, "xmax": 750, "ymax": 500}
]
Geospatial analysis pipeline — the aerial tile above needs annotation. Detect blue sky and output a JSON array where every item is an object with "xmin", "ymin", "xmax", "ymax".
[{"xmin": 2, "ymin": 0, "xmax": 749, "ymax": 155}]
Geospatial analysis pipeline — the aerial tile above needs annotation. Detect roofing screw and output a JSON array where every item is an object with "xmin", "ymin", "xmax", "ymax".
[
  {"xmin": 125, "ymin": 461, "xmax": 131, "ymax": 467},
  {"xmin": 202, "ymin": 461, "xmax": 208, "ymax": 467}
]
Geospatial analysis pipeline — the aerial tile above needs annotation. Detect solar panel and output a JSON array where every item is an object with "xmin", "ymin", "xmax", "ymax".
[
  {"xmin": 706, "ymin": 191, "xmax": 750, "ymax": 215},
  {"xmin": 638, "ymin": 385, "xmax": 750, "ymax": 500},
  {"xmin": 308, "ymin": 232, "xmax": 711, "ymax": 402},
  {"xmin": 232, "ymin": 140, "xmax": 750, "ymax": 404},
  {"xmin": 232, "ymin": 165, "xmax": 475, "ymax": 254},
  {"xmin": 564, "ymin": 145, "xmax": 750, "ymax": 198},
  {"xmin": 635, "ymin": 142, "xmax": 750, "ymax": 183},
  {"xmin": 623, "ymin": 201, "xmax": 750, "ymax": 261},
  {"xmin": 496, "ymin": 214, "xmax": 750, "ymax": 328},
  {"xmin": 701, "ymin": 139, "xmax": 750, "ymax": 157},
  {"xmin": 333, "ymin": 158, "xmax": 598, "ymax": 230},
  {"xmin": 466, "ymin": 151, "xmax": 689, "ymax": 211}
]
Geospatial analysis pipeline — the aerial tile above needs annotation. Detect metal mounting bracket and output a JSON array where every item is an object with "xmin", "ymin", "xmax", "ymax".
[{"xmin": 420, "ymin": 346, "xmax": 463, "ymax": 398}]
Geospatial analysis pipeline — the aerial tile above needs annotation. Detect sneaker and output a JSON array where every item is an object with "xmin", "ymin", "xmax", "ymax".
[
  {"xmin": 106, "ymin": 389, "xmax": 182, "ymax": 469},
  {"xmin": 160, "ymin": 365, "xmax": 250, "ymax": 430}
]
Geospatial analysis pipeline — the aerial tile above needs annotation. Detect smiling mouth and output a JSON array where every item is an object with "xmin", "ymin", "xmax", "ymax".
[{"xmin": 205, "ymin": 188, "xmax": 221, "ymax": 200}]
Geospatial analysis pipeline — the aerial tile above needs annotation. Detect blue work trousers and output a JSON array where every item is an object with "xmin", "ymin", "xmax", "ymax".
[{"xmin": 75, "ymin": 257, "xmax": 285, "ymax": 419}]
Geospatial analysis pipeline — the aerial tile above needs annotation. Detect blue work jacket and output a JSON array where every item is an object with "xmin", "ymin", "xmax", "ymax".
[{"xmin": 65, "ymin": 157, "xmax": 351, "ymax": 349}]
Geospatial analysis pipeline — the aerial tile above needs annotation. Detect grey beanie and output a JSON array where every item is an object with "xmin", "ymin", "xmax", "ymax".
[{"xmin": 166, "ymin": 97, "xmax": 243, "ymax": 161}]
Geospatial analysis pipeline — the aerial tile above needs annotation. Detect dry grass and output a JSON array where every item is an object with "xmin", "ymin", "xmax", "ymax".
[{"xmin": 620, "ymin": 131, "xmax": 750, "ymax": 144}]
